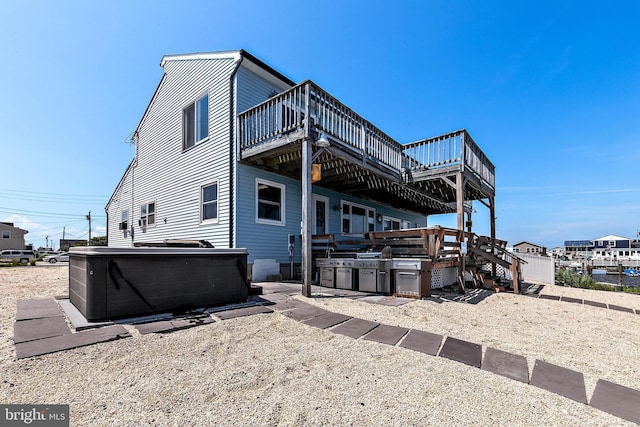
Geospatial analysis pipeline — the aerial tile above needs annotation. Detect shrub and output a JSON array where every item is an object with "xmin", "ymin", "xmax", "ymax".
[
  {"xmin": 557, "ymin": 268, "xmax": 640, "ymax": 294},
  {"xmin": 556, "ymin": 269, "xmax": 608, "ymax": 290}
]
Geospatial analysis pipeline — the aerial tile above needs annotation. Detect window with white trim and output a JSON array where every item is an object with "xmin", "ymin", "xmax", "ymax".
[
  {"xmin": 1, "ymin": 230, "xmax": 10, "ymax": 239},
  {"xmin": 183, "ymin": 93, "xmax": 209, "ymax": 150},
  {"xmin": 383, "ymin": 216, "xmax": 401, "ymax": 231},
  {"xmin": 256, "ymin": 179, "xmax": 285, "ymax": 225},
  {"xmin": 341, "ymin": 201, "xmax": 375, "ymax": 234},
  {"xmin": 202, "ymin": 182, "xmax": 218, "ymax": 222},
  {"xmin": 120, "ymin": 210, "xmax": 129, "ymax": 235},
  {"xmin": 140, "ymin": 202, "xmax": 156, "ymax": 228}
]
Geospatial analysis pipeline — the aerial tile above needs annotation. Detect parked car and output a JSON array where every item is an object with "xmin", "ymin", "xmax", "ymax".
[
  {"xmin": 43, "ymin": 252, "xmax": 69, "ymax": 263},
  {"xmin": 0, "ymin": 249, "xmax": 36, "ymax": 264}
]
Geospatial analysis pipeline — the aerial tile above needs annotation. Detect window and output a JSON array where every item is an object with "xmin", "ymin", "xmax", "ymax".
[
  {"xmin": 312, "ymin": 195, "xmax": 329, "ymax": 234},
  {"xmin": 256, "ymin": 179, "xmax": 285, "ymax": 225},
  {"xmin": 341, "ymin": 201, "xmax": 374, "ymax": 234},
  {"xmin": 383, "ymin": 216, "xmax": 401, "ymax": 231},
  {"xmin": 1, "ymin": 230, "xmax": 10, "ymax": 239},
  {"xmin": 120, "ymin": 210, "xmax": 129, "ymax": 235},
  {"xmin": 140, "ymin": 202, "xmax": 156, "ymax": 227},
  {"xmin": 202, "ymin": 182, "xmax": 218, "ymax": 222},
  {"xmin": 183, "ymin": 93, "xmax": 209, "ymax": 150}
]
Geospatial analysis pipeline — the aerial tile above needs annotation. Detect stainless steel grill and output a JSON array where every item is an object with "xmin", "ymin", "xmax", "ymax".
[
  {"xmin": 316, "ymin": 258, "xmax": 336, "ymax": 288},
  {"xmin": 334, "ymin": 259, "xmax": 355, "ymax": 290},
  {"xmin": 353, "ymin": 253, "xmax": 392, "ymax": 294},
  {"xmin": 354, "ymin": 259, "xmax": 378, "ymax": 292},
  {"xmin": 377, "ymin": 260, "xmax": 392, "ymax": 294},
  {"xmin": 318, "ymin": 252, "xmax": 429, "ymax": 296},
  {"xmin": 392, "ymin": 259, "xmax": 431, "ymax": 298}
]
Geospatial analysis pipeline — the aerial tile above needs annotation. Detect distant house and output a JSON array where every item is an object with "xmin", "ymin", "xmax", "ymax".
[
  {"xmin": 0, "ymin": 222, "xmax": 28, "ymax": 250},
  {"xmin": 564, "ymin": 240, "xmax": 594, "ymax": 259},
  {"xmin": 549, "ymin": 247, "xmax": 564, "ymax": 258},
  {"xmin": 512, "ymin": 241, "xmax": 547, "ymax": 255},
  {"xmin": 591, "ymin": 234, "xmax": 640, "ymax": 259}
]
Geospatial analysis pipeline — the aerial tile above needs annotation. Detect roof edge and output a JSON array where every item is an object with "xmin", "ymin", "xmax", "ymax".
[
  {"xmin": 159, "ymin": 49, "xmax": 296, "ymax": 87},
  {"xmin": 160, "ymin": 50, "xmax": 242, "ymax": 67}
]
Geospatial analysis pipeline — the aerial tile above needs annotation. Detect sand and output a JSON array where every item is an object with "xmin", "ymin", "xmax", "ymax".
[{"xmin": 1, "ymin": 264, "xmax": 639, "ymax": 426}]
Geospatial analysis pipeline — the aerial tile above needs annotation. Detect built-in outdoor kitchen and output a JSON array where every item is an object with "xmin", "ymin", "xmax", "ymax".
[{"xmin": 313, "ymin": 226, "xmax": 512, "ymax": 298}]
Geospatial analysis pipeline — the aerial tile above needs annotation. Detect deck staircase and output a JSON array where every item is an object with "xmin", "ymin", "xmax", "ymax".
[{"xmin": 466, "ymin": 236, "xmax": 525, "ymax": 293}]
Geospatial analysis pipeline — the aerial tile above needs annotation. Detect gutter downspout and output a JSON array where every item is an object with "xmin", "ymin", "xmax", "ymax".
[
  {"xmin": 229, "ymin": 52, "xmax": 244, "ymax": 249},
  {"xmin": 129, "ymin": 133, "xmax": 138, "ymax": 247}
]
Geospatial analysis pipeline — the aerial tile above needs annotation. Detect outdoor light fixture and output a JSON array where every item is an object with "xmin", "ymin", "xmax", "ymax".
[{"xmin": 314, "ymin": 132, "xmax": 330, "ymax": 147}]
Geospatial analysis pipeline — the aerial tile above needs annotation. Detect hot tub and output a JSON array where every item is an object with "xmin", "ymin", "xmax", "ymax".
[{"xmin": 69, "ymin": 247, "xmax": 249, "ymax": 321}]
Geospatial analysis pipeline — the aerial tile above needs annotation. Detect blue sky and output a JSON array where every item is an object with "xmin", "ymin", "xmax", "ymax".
[{"xmin": 1, "ymin": 0, "xmax": 639, "ymax": 250}]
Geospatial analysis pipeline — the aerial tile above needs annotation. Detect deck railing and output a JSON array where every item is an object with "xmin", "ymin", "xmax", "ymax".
[
  {"xmin": 237, "ymin": 81, "xmax": 495, "ymax": 189},
  {"xmin": 238, "ymin": 81, "xmax": 403, "ymax": 171},
  {"xmin": 403, "ymin": 130, "xmax": 495, "ymax": 189},
  {"xmin": 310, "ymin": 83, "xmax": 403, "ymax": 171},
  {"xmin": 237, "ymin": 84, "xmax": 306, "ymax": 149}
]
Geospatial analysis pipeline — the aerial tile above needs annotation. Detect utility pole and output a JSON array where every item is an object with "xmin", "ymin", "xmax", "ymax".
[{"xmin": 86, "ymin": 211, "xmax": 92, "ymax": 245}]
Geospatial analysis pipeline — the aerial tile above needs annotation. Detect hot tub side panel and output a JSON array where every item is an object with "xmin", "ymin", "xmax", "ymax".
[
  {"xmin": 69, "ymin": 253, "xmax": 108, "ymax": 321},
  {"xmin": 103, "ymin": 254, "xmax": 249, "ymax": 319},
  {"xmin": 69, "ymin": 249, "xmax": 249, "ymax": 321}
]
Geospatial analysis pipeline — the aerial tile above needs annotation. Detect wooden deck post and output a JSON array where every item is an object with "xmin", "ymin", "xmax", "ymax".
[
  {"xmin": 457, "ymin": 229, "xmax": 466, "ymax": 294},
  {"xmin": 302, "ymin": 83, "xmax": 312, "ymax": 298},
  {"xmin": 490, "ymin": 196, "xmax": 497, "ymax": 278},
  {"xmin": 456, "ymin": 172, "xmax": 465, "ymax": 231}
]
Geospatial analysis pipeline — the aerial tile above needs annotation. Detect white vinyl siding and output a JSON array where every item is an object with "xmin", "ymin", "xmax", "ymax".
[{"xmin": 107, "ymin": 56, "xmax": 237, "ymax": 248}]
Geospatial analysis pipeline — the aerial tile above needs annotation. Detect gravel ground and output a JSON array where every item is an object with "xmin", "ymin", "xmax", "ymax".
[{"xmin": 1, "ymin": 265, "xmax": 638, "ymax": 426}]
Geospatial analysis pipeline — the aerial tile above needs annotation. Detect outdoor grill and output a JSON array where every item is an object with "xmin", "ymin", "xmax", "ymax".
[
  {"xmin": 334, "ymin": 259, "xmax": 355, "ymax": 290},
  {"xmin": 353, "ymin": 259, "xmax": 378, "ymax": 292},
  {"xmin": 353, "ymin": 252, "xmax": 392, "ymax": 294},
  {"xmin": 316, "ymin": 258, "xmax": 336, "ymax": 288},
  {"xmin": 392, "ymin": 259, "xmax": 432, "ymax": 298},
  {"xmin": 316, "ymin": 251, "xmax": 430, "ymax": 296}
]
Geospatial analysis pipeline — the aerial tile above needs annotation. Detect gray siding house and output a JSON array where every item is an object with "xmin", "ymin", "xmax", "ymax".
[
  {"xmin": 107, "ymin": 50, "xmax": 496, "ymax": 286},
  {"xmin": 0, "ymin": 222, "xmax": 28, "ymax": 250}
]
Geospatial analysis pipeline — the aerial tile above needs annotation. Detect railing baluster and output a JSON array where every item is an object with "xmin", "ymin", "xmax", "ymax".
[{"xmin": 237, "ymin": 82, "xmax": 494, "ymax": 190}]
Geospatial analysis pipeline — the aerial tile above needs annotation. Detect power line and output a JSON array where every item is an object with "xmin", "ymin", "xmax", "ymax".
[
  {"xmin": 0, "ymin": 194, "xmax": 107, "ymax": 204},
  {"xmin": 0, "ymin": 188, "xmax": 107, "ymax": 198},
  {"xmin": 0, "ymin": 207, "xmax": 106, "ymax": 219}
]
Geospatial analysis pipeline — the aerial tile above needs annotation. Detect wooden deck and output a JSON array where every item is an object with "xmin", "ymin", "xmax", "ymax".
[{"xmin": 237, "ymin": 80, "xmax": 495, "ymax": 217}]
